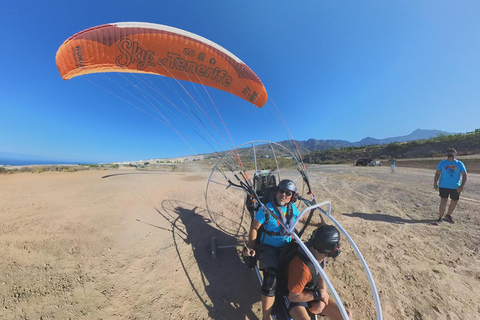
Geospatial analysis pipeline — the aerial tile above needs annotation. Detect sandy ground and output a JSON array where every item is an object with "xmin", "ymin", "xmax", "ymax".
[{"xmin": 1, "ymin": 164, "xmax": 479, "ymax": 320}]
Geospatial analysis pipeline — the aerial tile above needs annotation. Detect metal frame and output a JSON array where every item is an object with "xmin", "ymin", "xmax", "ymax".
[{"xmin": 205, "ymin": 140, "xmax": 383, "ymax": 320}]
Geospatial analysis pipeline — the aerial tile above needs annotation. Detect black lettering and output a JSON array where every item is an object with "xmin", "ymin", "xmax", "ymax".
[
  {"xmin": 205, "ymin": 67, "xmax": 215, "ymax": 79},
  {"xmin": 175, "ymin": 58, "xmax": 186, "ymax": 71},
  {"xmin": 116, "ymin": 38, "xmax": 156, "ymax": 70},
  {"xmin": 222, "ymin": 76, "xmax": 232, "ymax": 87},
  {"xmin": 116, "ymin": 38, "xmax": 132, "ymax": 67},
  {"xmin": 250, "ymin": 91, "xmax": 259, "ymax": 102},
  {"xmin": 197, "ymin": 65, "xmax": 206, "ymax": 76},
  {"xmin": 167, "ymin": 52, "xmax": 180, "ymax": 69},
  {"xmin": 72, "ymin": 46, "xmax": 85, "ymax": 69},
  {"xmin": 154, "ymin": 50, "xmax": 230, "ymax": 85},
  {"xmin": 186, "ymin": 60, "xmax": 197, "ymax": 73}
]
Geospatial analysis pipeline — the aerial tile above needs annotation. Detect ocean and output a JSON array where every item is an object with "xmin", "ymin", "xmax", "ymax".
[{"xmin": 0, "ymin": 158, "xmax": 88, "ymax": 166}]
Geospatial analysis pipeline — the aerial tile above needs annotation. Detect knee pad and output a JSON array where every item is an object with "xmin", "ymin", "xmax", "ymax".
[{"xmin": 261, "ymin": 268, "xmax": 277, "ymax": 297}]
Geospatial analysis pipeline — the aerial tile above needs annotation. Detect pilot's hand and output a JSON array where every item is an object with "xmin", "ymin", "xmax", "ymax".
[{"xmin": 243, "ymin": 247, "xmax": 255, "ymax": 257}]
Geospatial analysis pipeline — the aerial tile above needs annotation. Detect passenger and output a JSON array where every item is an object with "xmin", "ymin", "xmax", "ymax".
[
  {"xmin": 279, "ymin": 225, "xmax": 353, "ymax": 320},
  {"xmin": 243, "ymin": 179, "xmax": 300, "ymax": 320}
]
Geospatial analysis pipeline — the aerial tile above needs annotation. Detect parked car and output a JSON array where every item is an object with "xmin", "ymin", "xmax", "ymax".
[{"xmin": 355, "ymin": 157, "xmax": 373, "ymax": 166}]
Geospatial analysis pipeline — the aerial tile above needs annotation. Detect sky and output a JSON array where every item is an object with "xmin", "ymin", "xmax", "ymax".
[{"xmin": 1, "ymin": 1, "xmax": 479, "ymax": 163}]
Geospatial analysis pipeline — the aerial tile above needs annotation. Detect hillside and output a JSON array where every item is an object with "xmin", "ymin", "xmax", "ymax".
[
  {"xmin": 303, "ymin": 132, "xmax": 480, "ymax": 171},
  {"xmin": 201, "ymin": 129, "xmax": 457, "ymax": 161}
]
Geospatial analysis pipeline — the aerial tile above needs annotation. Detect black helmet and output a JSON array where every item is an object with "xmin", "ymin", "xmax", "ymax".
[
  {"xmin": 277, "ymin": 179, "xmax": 297, "ymax": 193},
  {"xmin": 308, "ymin": 225, "xmax": 341, "ymax": 258}
]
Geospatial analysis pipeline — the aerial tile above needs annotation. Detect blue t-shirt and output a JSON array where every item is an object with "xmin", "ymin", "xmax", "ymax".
[
  {"xmin": 255, "ymin": 202, "xmax": 300, "ymax": 247},
  {"xmin": 437, "ymin": 159, "xmax": 467, "ymax": 189}
]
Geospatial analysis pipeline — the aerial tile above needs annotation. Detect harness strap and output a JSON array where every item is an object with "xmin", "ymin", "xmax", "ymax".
[
  {"xmin": 257, "ymin": 197, "xmax": 293, "ymax": 247},
  {"xmin": 276, "ymin": 244, "xmax": 323, "ymax": 296},
  {"xmin": 264, "ymin": 200, "xmax": 293, "ymax": 230},
  {"xmin": 259, "ymin": 226, "xmax": 282, "ymax": 237}
]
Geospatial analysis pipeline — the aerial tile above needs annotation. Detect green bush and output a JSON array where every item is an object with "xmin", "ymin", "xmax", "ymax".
[{"xmin": 385, "ymin": 142, "xmax": 403, "ymax": 151}]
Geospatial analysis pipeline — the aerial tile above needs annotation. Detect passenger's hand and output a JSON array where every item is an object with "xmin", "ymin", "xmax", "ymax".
[
  {"xmin": 434, "ymin": 184, "xmax": 439, "ymax": 191},
  {"xmin": 308, "ymin": 300, "xmax": 326, "ymax": 315},
  {"xmin": 319, "ymin": 289, "xmax": 329, "ymax": 306},
  {"xmin": 457, "ymin": 186, "xmax": 463, "ymax": 193}
]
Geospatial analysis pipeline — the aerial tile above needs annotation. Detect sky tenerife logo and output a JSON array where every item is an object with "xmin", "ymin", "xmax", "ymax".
[
  {"xmin": 115, "ymin": 38, "xmax": 232, "ymax": 87},
  {"xmin": 160, "ymin": 52, "xmax": 232, "ymax": 87}
]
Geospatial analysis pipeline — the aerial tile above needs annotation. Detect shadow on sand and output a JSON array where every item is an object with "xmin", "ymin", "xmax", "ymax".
[
  {"xmin": 101, "ymin": 172, "xmax": 184, "ymax": 178},
  {"xmin": 155, "ymin": 199, "xmax": 260, "ymax": 320},
  {"xmin": 343, "ymin": 212, "xmax": 435, "ymax": 224}
]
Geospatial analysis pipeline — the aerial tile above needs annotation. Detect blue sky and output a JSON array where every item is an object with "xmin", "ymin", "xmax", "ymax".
[{"xmin": 1, "ymin": 1, "xmax": 479, "ymax": 163}]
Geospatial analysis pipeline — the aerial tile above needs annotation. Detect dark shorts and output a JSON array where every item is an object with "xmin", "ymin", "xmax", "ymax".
[
  {"xmin": 258, "ymin": 245, "xmax": 282, "ymax": 270},
  {"xmin": 272, "ymin": 294, "xmax": 309, "ymax": 320},
  {"xmin": 439, "ymin": 187, "xmax": 460, "ymax": 201}
]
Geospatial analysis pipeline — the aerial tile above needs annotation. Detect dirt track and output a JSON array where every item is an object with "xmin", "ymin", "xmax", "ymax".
[{"xmin": 1, "ymin": 164, "xmax": 479, "ymax": 319}]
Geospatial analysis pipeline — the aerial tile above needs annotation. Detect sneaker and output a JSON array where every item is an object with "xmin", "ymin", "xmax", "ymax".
[
  {"xmin": 443, "ymin": 215, "xmax": 455, "ymax": 224},
  {"xmin": 431, "ymin": 218, "xmax": 442, "ymax": 225}
]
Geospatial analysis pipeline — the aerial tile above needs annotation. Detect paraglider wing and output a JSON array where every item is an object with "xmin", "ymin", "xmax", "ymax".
[{"xmin": 55, "ymin": 22, "xmax": 267, "ymax": 108}]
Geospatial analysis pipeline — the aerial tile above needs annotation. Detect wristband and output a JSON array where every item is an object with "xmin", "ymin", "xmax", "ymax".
[{"xmin": 311, "ymin": 288, "xmax": 322, "ymax": 301}]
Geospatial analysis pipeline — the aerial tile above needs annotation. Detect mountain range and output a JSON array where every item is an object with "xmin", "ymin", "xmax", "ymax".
[{"xmin": 281, "ymin": 129, "xmax": 454, "ymax": 153}]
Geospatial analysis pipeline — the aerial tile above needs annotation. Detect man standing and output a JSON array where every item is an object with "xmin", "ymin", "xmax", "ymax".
[
  {"xmin": 433, "ymin": 148, "xmax": 467, "ymax": 225},
  {"xmin": 390, "ymin": 155, "xmax": 396, "ymax": 174},
  {"xmin": 243, "ymin": 179, "xmax": 300, "ymax": 320}
]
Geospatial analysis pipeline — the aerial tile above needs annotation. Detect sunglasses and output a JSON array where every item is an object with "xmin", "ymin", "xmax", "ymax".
[{"xmin": 278, "ymin": 188, "xmax": 293, "ymax": 197}]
